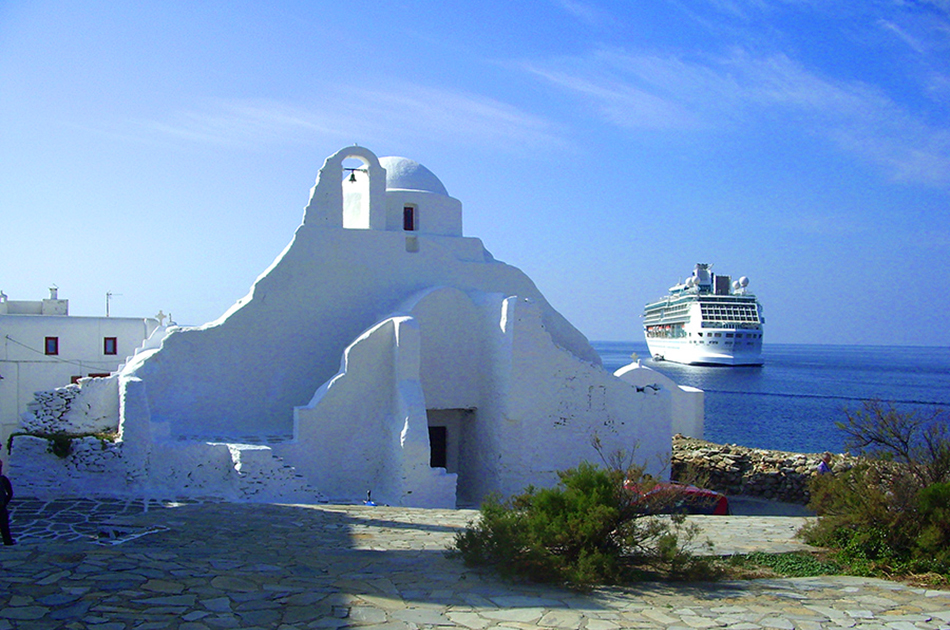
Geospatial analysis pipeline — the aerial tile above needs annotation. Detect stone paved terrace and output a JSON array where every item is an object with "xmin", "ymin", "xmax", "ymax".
[{"xmin": 1, "ymin": 498, "xmax": 949, "ymax": 629}]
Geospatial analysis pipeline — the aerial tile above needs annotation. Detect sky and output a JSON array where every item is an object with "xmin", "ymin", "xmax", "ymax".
[{"xmin": 1, "ymin": 1, "xmax": 948, "ymax": 347}]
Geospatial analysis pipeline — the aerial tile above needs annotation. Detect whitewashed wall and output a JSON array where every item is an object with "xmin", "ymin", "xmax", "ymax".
[
  {"xmin": 128, "ymin": 224, "xmax": 596, "ymax": 444},
  {"xmin": 278, "ymin": 285, "xmax": 671, "ymax": 508},
  {"xmin": 614, "ymin": 361, "xmax": 704, "ymax": 439},
  {"xmin": 470, "ymin": 296, "xmax": 672, "ymax": 501},
  {"xmin": 8, "ymin": 145, "xmax": 682, "ymax": 507}
]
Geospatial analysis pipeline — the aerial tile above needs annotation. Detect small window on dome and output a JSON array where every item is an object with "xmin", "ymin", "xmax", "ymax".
[{"xmin": 403, "ymin": 206, "xmax": 416, "ymax": 231}]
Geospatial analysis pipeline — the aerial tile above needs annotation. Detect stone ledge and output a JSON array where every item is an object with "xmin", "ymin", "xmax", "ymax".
[{"xmin": 671, "ymin": 434, "xmax": 856, "ymax": 504}]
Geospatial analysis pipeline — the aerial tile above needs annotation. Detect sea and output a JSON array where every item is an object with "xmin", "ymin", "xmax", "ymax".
[{"xmin": 591, "ymin": 341, "xmax": 950, "ymax": 455}]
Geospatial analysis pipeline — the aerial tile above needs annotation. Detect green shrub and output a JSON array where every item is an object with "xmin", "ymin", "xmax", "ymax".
[
  {"xmin": 803, "ymin": 402, "xmax": 950, "ymax": 579},
  {"xmin": 914, "ymin": 482, "xmax": 950, "ymax": 569},
  {"xmin": 728, "ymin": 552, "xmax": 842, "ymax": 577},
  {"xmin": 452, "ymin": 461, "xmax": 713, "ymax": 588},
  {"xmin": 805, "ymin": 463, "xmax": 923, "ymax": 568}
]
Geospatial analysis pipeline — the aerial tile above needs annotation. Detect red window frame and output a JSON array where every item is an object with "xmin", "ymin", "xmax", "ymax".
[
  {"xmin": 104, "ymin": 337, "xmax": 118, "ymax": 355},
  {"xmin": 45, "ymin": 336, "xmax": 59, "ymax": 355}
]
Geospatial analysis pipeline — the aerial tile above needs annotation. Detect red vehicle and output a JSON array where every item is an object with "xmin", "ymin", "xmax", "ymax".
[{"xmin": 626, "ymin": 481, "xmax": 730, "ymax": 515}]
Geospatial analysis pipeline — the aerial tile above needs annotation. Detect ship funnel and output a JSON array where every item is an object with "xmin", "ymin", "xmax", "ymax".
[{"xmin": 692, "ymin": 263, "xmax": 712, "ymax": 287}]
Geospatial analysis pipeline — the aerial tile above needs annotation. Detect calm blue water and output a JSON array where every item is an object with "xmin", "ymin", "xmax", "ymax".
[{"xmin": 592, "ymin": 341, "xmax": 950, "ymax": 454}]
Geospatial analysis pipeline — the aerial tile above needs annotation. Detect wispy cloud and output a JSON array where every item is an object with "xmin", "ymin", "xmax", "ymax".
[
  {"xmin": 879, "ymin": 18, "xmax": 928, "ymax": 54},
  {"xmin": 876, "ymin": 7, "xmax": 950, "ymax": 101},
  {"xmin": 522, "ymin": 60, "xmax": 703, "ymax": 130},
  {"xmin": 702, "ymin": 0, "xmax": 771, "ymax": 21},
  {"xmin": 120, "ymin": 83, "xmax": 564, "ymax": 154},
  {"xmin": 133, "ymin": 100, "xmax": 343, "ymax": 146},
  {"xmin": 553, "ymin": 0, "xmax": 614, "ymax": 27},
  {"xmin": 725, "ymin": 51, "xmax": 950, "ymax": 186},
  {"xmin": 340, "ymin": 82, "xmax": 564, "ymax": 150},
  {"xmin": 523, "ymin": 46, "xmax": 950, "ymax": 186}
]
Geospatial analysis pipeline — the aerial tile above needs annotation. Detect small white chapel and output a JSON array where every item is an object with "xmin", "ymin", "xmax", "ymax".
[{"xmin": 10, "ymin": 146, "xmax": 700, "ymax": 508}]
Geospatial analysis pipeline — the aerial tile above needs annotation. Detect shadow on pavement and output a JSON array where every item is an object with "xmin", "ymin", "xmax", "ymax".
[{"xmin": 727, "ymin": 495, "xmax": 815, "ymax": 517}]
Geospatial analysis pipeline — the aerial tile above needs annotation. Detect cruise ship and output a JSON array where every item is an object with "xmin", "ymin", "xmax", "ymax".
[{"xmin": 642, "ymin": 263, "xmax": 764, "ymax": 366}]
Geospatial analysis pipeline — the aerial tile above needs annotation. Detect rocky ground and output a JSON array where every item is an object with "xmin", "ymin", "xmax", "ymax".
[{"xmin": 3, "ymin": 499, "xmax": 949, "ymax": 629}]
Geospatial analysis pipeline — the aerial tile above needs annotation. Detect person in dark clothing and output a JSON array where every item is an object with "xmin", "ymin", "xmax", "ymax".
[{"xmin": 0, "ymin": 459, "xmax": 14, "ymax": 545}]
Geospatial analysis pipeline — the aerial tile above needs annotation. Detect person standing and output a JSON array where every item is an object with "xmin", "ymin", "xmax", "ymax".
[{"xmin": 0, "ymin": 459, "xmax": 13, "ymax": 545}]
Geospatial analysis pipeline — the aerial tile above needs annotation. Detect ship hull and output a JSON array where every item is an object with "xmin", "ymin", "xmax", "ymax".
[{"xmin": 644, "ymin": 336, "xmax": 763, "ymax": 366}]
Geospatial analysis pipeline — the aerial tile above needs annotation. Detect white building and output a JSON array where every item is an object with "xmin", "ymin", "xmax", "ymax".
[
  {"xmin": 10, "ymin": 146, "xmax": 694, "ymax": 508},
  {"xmin": 0, "ymin": 288, "xmax": 160, "ymax": 457},
  {"xmin": 613, "ymin": 360, "xmax": 704, "ymax": 439}
]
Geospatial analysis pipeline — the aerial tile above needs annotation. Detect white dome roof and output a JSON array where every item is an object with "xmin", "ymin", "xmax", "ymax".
[{"xmin": 379, "ymin": 156, "xmax": 448, "ymax": 196}]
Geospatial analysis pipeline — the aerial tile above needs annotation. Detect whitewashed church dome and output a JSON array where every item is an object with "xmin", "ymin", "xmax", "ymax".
[{"xmin": 379, "ymin": 156, "xmax": 448, "ymax": 196}]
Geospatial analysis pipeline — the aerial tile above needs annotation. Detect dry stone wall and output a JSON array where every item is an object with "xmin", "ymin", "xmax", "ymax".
[
  {"xmin": 20, "ymin": 387, "xmax": 81, "ymax": 434},
  {"xmin": 670, "ymin": 434, "xmax": 857, "ymax": 504},
  {"xmin": 21, "ymin": 377, "xmax": 119, "ymax": 435}
]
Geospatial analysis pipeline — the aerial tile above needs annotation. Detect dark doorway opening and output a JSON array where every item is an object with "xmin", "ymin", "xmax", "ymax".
[{"xmin": 428, "ymin": 425, "xmax": 447, "ymax": 468}]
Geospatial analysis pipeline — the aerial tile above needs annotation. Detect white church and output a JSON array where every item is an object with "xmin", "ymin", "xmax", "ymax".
[{"xmin": 9, "ymin": 146, "xmax": 702, "ymax": 508}]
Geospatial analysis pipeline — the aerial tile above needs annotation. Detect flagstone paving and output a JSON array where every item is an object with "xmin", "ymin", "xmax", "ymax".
[{"xmin": 1, "ymin": 498, "xmax": 948, "ymax": 629}]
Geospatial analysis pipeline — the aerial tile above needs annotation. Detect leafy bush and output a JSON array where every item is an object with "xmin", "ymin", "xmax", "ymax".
[
  {"xmin": 728, "ymin": 552, "xmax": 842, "ymax": 578},
  {"xmin": 914, "ymin": 482, "xmax": 950, "ymax": 568},
  {"xmin": 803, "ymin": 401, "xmax": 950, "ymax": 579},
  {"xmin": 452, "ymin": 460, "xmax": 714, "ymax": 588}
]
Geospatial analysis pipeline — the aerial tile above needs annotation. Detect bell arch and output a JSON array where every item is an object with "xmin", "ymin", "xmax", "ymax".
[{"xmin": 303, "ymin": 145, "xmax": 387, "ymax": 229}]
